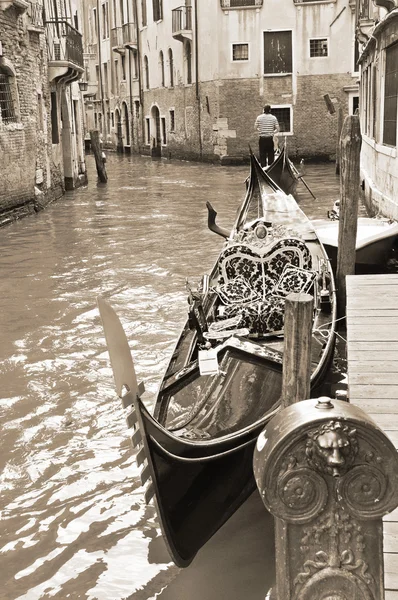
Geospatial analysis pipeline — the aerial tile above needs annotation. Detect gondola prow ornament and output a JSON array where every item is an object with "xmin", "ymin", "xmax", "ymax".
[{"xmin": 253, "ymin": 397, "xmax": 398, "ymax": 600}]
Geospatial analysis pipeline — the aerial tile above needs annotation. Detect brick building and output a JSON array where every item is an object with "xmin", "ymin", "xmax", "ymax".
[
  {"xmin": 0, "ymin": 0, "xmax": 87, "ymax": 227},
  {"xmin": 82, "ymin": 0, "xmax": 360, "ymax": 163}
]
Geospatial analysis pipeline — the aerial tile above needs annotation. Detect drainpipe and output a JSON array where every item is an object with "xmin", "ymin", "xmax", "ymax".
[
  {"xmin": 194, "ymin": 0, "xmax": 202, "ymax": 159},
  {"xmin": 133, "ymin": 0, "xmax": 144, "ymax": 151}
]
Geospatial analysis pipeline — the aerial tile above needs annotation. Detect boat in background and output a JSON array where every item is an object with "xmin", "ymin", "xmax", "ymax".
[
  {"xmin": 267, "ymin": 146, "xmax": 299, "ymax": 197},
  {"xmin": 312, "ymin": 216, "xmax": 398, "ymax": 271},
  {"xmin": 98, "ymin": 152, "xmax": 336, "ymax": 568}
]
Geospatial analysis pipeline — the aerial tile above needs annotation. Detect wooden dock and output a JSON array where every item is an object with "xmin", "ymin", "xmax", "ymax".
[{"xmin": 346, "ymin": 274, "xmax": 398, "ymax": 599}]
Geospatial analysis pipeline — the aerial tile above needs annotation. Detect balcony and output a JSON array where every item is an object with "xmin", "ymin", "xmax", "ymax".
[
  {"xmin": 111, "ymin": 26, "xmax": 125, "ymax": 54},
  {"xmin": 122, "ymin": 22, "xmax": 137, "ymax": 49},
  {"xmin": 172, "ymin": 6, "xmax": 192, "ymax": 41},
  {"xmin": 220, "ymin": 0, "xmax": 263, "ymax": 8},
  {"xmin": 46, "ymin": 20, "xmax": 84, "ymax": 83},
  {"xmin": 0, "ymin": 0, "xmax": 29, "ymax": 12}
]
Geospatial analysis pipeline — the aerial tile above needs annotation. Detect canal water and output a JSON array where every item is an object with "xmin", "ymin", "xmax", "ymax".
[{"xmin": 0, "ymin": 154, "xmax": 346, "ymax": 600}]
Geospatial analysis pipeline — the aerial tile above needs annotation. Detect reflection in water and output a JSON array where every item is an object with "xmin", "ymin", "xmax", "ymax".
[{"xmin": 0, "ymin": 155, "xmax": 345, "ymax": 600}]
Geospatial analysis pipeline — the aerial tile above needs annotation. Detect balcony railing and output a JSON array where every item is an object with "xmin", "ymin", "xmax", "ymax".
[
  {"xmin": 122, "ymin": 22, "xmax": 137, "ymax": 47},
  {"xmin": 111, "ymin": 26, "xmax": 123, "ymax": 49},
  {"xmin": 46, "ymin": 20, "xmax": 84, "ymax": 79},
  {"xmin": 172, "ymin": 6, "xmax": 192, "ymax": 35},
  {"xmin": 220, "ymin": 0, "xmax": 263, "ymax": 7}
]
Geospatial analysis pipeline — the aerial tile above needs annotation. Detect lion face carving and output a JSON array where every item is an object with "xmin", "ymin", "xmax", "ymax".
[{"xmin": 306, "ymin": 420, "xmax": 358, "ymax": 477}]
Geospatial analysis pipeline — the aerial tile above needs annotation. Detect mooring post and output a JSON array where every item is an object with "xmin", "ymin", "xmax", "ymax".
[
  {"xmin": 281, "ymin": 292, "xmax": 314, "ymax": 409},
  {"xmin": 335, "ymin": 104, "xmax": 343, "ymax": 175},
  {"xmin": 336, "ymin": 114, "xmax": 361, "ymax": 318},
  {"xmin": 90, "ymin": 130, "xmax": 108, "ymax": 183},
  {"xmin": 254, "ymin": 398, "xmax": 398, "ymax": 600}
]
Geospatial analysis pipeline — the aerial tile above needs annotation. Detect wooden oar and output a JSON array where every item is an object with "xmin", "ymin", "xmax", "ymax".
[
  {"xmin": 290, "ymin": 161, "xmax": 317, "ymax": 200},
  {"xmin": 97, "ymin": 296, "xmax": 139, "ymax": 399}
]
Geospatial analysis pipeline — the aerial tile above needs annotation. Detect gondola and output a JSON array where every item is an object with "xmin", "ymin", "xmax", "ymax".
[
  {"xmin": 97, "ymin": 152, "xmax": 336, "ymax": 568},
  {"xmin": 267, "ymin": 146, "xmax": 299, "ymax": 197},
  {"xmin": 245, "ymin": 146, "xmax": 300, "ymax": 197}
]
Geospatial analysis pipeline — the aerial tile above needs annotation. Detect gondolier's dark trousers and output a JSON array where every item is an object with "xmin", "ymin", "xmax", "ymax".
[{"xmin": 259, "ymin": 136, "xmax": 274, "ymax": 168}]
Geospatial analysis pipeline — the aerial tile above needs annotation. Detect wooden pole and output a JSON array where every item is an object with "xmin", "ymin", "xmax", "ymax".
[
  {"xmin": 90, "ymin": 130, "xmax": 108, "ymax": 183},
  {"xmin": 281, "ymin": 292, "xmax": 314, "ymax": 409},
  {"xmin": 336, "ymin": 114, "xmax": 362, "ymax": 318}
]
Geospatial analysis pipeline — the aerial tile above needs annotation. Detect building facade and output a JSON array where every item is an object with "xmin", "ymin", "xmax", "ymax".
[
  {"xmin": 82, "ymin": 0, "xmax": 360, "ymax": 162},
  {"xmin": 357, "ymin": 0, "xmax": 398, "ymax": 219},
  {"xmin": 0, "ymin": 0, "xmax": 86, "ymax": 227}
]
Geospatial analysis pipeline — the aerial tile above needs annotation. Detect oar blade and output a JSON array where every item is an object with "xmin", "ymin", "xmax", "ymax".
[{"xmin": 97, "ymin": 296, "xmax": 138, "ymax": 398}]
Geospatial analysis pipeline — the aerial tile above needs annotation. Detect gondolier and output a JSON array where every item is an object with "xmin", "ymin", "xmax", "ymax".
[{"xmin": 255, "ymin": 104, "xmax": 279, "ymax": 167}]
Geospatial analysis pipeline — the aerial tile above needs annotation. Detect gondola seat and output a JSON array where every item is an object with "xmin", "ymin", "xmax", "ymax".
[{"xmin": 214, "ymin": 238, "xmax": 315, "ymax": 337}]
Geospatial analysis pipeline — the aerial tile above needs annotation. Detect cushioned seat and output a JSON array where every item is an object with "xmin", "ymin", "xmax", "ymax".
[{"xmin": 213, "ymin": 238, "xmax": 315, "ymax": 337}]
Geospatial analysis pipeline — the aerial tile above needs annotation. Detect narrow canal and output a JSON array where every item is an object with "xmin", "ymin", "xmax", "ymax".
[{"xmin": 1, "ymin": 154, "xmax": 346, "ymax": 600}]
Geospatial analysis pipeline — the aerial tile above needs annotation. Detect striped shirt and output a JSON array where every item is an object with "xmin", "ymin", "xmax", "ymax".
[{"xmin": 255, "ymin": 113, "xmax": 279, "ymax": 137}]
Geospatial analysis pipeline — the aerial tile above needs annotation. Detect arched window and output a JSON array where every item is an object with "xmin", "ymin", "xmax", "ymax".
[
  {"xmin": 185, "ymin": 41, "xmax": 192, "ymax": 85},
  {"xmin": 168, "ymin": 48, "xmax": 174, "ymax": 88},
  {"xmin": 144, "ymin": 55, "xmax": 149, "ymax": 89},
  {"xmin": 0, "ymin": 65, "xmax": 17, "ymax": 124},
  {"xmin": 159, "ymin": 50, "xmax": 165, "ymax": 87}
]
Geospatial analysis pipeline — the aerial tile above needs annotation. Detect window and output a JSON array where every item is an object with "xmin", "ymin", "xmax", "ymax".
[
  {"xmin": 228, "ymin": 0, "xmax": 259, "ymax": 5},
  {"xmin": 50, "ymin": 91, "xmax": 59, "ymax": 143},
  {"xmin": 111, "ymin": 111, "xmax": 115, "ymax": 128},
  {"xmin": 310, "ymin": 38, "xmax": 328, "ymax": 58},
  {"xmin": 102, "ymin": 3, "xmax": 107, "ymax": 39},
  {"xmin": 271, "ymin": 106, "xmax": 292, "ymax": 134},
  {"xmin": 186, "ymin": 40, "xmax": 192, "ymax": 84},
  {"xmin": 0, "ymin": 69, "xmax": 16, "ymax": 124},
  {"xmin": 159, "ymin": 50, "xmax": 165, "ymax": 86},
  {"xmin": 383, "ymin": 42, "xmax": 398, "ymax": 147},
  {"xmin": 135, "ymin": 100, "xmax": 140, "ymax": 118},
  {"xmin": 114, "ymin": 59, "xmax": 119, "ymax": 91},
  {"xmin": 232, "ymin": 43, "xmax": 249, "ymax": 61},
  {"xmin": 103, "ymin": 63, "xmax": 109, "ymax": 97},
  {"xmin": 168, "ymin": 48, "xmax": 174, "ymax": 87},
  {"xmin": 93, "ymin": 8, "xmax": 97, "ymax": 40},
  {"xmin": 161, "ymin": 117, "xmax": 166, "ymax": 144},
  {"xmin": 354, "ymin": 38, "xmax": 360, "ymax": 73},
  {"xmin": 142, "ymin": 0, "xmax": 147, "ymax": 26},
  {"xmin": 121, "ymin": 54, "xmax": 126, "ymax": 80},
  {"xmin": 152, "ymin": 0, "xmax": 163, "ymax": 21},
  {"xmin": 170, "ymin": 109, "xmax": 175, "ymax": 132},
  {"xmin": 119, "ymin": 0, "xmax": 124, "ymax": 24},
  {"xmin": 145, "ymin": 117, "xmax": 150, "ymax": 144},
  {"xmin": 263, "ymin": 30, "xmax": 292, "ymax": 75},
  {"xmin": 144, "ymin": 55, "xmax": 149, "ymax": 89},
  {"xmin": 352, "ymin": 96, "xmax": 359, "ymax": 115}
]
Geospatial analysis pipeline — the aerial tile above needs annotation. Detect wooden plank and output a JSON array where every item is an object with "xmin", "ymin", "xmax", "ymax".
[
  {"xmin": 348, "ymin": 317, "xmax": 398, "ymax": 325},
  {"xmin": 366, "ymin": 414, "xmax": 398, "ymax": 430},
  {"xmin": 347, "ymin": 342, "xmax": 398, "ymax": 351},
  {"xmin": 349, "ymin": 398, "xmax": 398, "ymax": 413},
  {"xmin": 347, "ymin": 274, "xmax": 398, "ymax": 284},
  {"xmin": 347, "ymin": 326, "xmax": 398, "ymax": 342},
  {"xmin": 385, "ymin": 553, "xmax": 398, "ymax": 590},
  {"xmin": 349, "ymin": 373, "xmax": 398, "ymax": 385},
  {"xmin": 384, "ymin": 522, "xmax": 398, "ymax": 554},
  {"xmin": 385, "ymin": 591, "xmax": 398, "ymax": 600},
  {"xmin": 349, "ymin": 385, "xmax": 398, "ymax": 399},
  {"xmin": 383, "ymin": 430, "xmax": 398, "ymax": 447},
  {"xmin": 347, "ymin": 309, "xmax": 398, "ymax": 317},
  {"xmin": 385, "ymin": 506, "xmax": 398, "ymax": 522},
  {"xmin": 347, "ymin": 297, "xmax": 398, "ymax": 310},
  {"xmin": 347, "ymin": 361, "xmax": 398, "ymax": 373}
]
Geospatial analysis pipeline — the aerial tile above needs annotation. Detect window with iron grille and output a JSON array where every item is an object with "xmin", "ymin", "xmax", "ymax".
[
  {"xmin": 310, "ymin": 38, "xmax": 328, "ymax": 58},
  {"xmin": 383, "ymin": 42, "xmax": 398, "ymax": 147},
  {"xmin": 232, "ymin": 43, "xmax": 249, "ymax": 61},
  {"xmin": 0, "ymin": 71, "xmax": 16, "ymax": 124},
  {"xmin": 168, "ymin": 48, "xmax": 174, "ymax": 87},
  {"xmin": 161, "ymin": 117, "xmax": 166, "ymax": 144},
  {"xmin": 170, "ymin": 109, "xmax": 175, "ymax": 131},
  {"xmin": 263, "ymin": 31, "xmax": 292, "ymax": 75},
  {"xmin": 159, "ymin": 51, "xmax": 165, "ymax": 86},
  {"xmin": 271, "ymin": 106, "xmax": 291, "ymax": 133}
]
